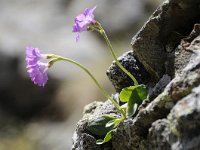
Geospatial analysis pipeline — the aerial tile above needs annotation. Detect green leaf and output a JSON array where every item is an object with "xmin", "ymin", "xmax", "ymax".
[
  {"xmin": 120, "ymin": 85, "xmax": 148, "ymax": 104},
  {"xmin": 106, "ymin": 118, "xmax": 124, "ymax": 128},
  {"xmin": 127, "ymin": 103, "xmax": 138, "ymax": 118},
  {"xmin": 102, "ymin": 115, "xmax": 116, "ymax": 120},
  {"xmin": 96, "ymin": 130, "xmax": 113, "ymax": 145},
  {"xmin": 134, "ymin": 85, "xmax": 148, "ymax": 104},
  {"xmin": 120, "ymin": 86, "xmax": 135, "ymax": 102},
  {"xmin": 105, "ymin": 119, "xmax": 115, "ymax": 128},
  {"xmin": 87, "ymin": 116, "xmax": 116, "ymax": 136},
  {"xmin": 120, "ymin": 103, "xmax": 127, "ymax": 115},
  {"xmin": 120, "ymin": 85, "xmax": 148, "ymax": 118}
]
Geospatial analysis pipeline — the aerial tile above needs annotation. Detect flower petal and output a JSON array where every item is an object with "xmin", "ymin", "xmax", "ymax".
[
  {"xmin": 72, "ymin": 6, "xmax": 96, "ymax": 42},
  {"xmin": 26, "ymin": 47, "xmax": 49, "ymax": 87}
]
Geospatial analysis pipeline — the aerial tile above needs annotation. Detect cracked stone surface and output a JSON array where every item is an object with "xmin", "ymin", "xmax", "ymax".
[
  {"xmin": 148, "ymin": 85, "xmax": 200, "ymax": 150},
  {"xmin": 72, "ymin": 0, "xmax": 200, "ymax": 149},
  {"xmin": 131, "ymin": 0, "xmax": 200, "ymax": 80}
]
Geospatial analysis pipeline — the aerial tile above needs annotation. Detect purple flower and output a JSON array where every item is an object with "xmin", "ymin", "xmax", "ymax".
[
  {"xmin": 26, "ymin": 47, "xmax": 48, "ymax": 87},
  {"xmin": 72, "ymin": 6, "xmax": 96, "ymax": 42},
  {"xmin": 26, "ymin": 47, "xmax": 42, "ymax": 65}
]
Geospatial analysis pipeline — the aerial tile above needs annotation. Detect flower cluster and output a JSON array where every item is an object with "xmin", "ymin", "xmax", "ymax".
[
  {"xmin": 26, "ymin": 7, "xmax": 98, "ymax": 86},
  {"xmin": 26, "ymin": 47, "xmax": 48, "ymax": 87},
  {"xmin": 26, "ymin": 6, "xmax": 97, "ymax": 87}
]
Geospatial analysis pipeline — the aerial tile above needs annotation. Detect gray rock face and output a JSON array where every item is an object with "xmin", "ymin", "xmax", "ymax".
[
  {"xmin": 148, "ymin": 85, "xmax": 200, "ymax": 150},
  {"xmin": 111, "ymin": 47, "xmax": 200, "ymax": 149},
  {"xmin": 109, "ymin": 26, "xmax": 200, "ymax": 149},
  {"xmin": 131, "ymin": 0, "xmax": 200, "ymax": 80},
  {"xmin": 72, "ymin": 0, "xmax": 200, "ymax": 149}
]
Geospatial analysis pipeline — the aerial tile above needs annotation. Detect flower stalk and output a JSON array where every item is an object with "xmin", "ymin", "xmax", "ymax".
[
  {"xmin": 49, "ymin": 55, "xmax": 126, "ymax": 118},
  {"xmin": 92, "ymin": 23, "xmax": 139, "ymax": 86},
  {"xmin": 72, "ymin": 6, "xmax": 138, "ymax": 86}
]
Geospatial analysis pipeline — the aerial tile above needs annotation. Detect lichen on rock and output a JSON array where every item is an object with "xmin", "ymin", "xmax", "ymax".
[{"xmin": 148, "ymin": 85, "xmax": 200, "ymax": 150}]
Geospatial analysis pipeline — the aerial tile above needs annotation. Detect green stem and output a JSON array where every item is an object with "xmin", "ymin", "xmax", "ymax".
[
  {"xmin": 50, "ymin": 55, "xmax": 126, "ymax": 118},
  {"xmin": 95, "ymin": 24, "xmax": 138, "ymax": 86}
]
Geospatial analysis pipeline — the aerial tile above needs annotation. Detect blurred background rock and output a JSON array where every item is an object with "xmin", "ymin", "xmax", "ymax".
[{"xmin": 0, "ymin": 0, "xmax": 164, "ymax": 149}]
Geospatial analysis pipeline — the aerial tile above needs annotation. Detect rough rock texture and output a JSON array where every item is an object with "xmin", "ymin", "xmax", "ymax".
[
  {"xmin": 106, "ymin": 51, "xmax": 151, "ymax": 92},
  {"xmin": 72, "ymin": 0, "xmax": 200, "ymax": 149},
  {"xmin": 148, "ymin": 85, "xmax": 200, "ymax": 150},
  {"xmin": 131, "ymin": 0, "xmax": 200, "ymax": 80},
  {"xmin": 72, "ymin": 101, "xmax": 119, "ymax": 150},
  {"xmin": 111, "ymin": 49, "xmax": 200, "ymax": 150}
]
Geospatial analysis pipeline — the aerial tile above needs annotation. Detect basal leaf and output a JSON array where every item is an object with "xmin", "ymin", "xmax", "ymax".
[
  {"xmin": 105, "ymin": 119, "xmax": 116, "ymax": 128},
  {"xmin": 120, "ymin": 85, "xmax": 148, "ymax": 118},
  {"xmin": 96, "ymin": 130, "xmax": 113, "ymax": 145},
  {"xmin": 120, "ymin": 86, "xmax": 136, "ymax": 102},
  {"xmin": 106, "ymin": 118, "xmax": 124, "ymax": 128},
  {"xmin": 87, "ymin": 116, "xmax": 116, "ymax": 136},
  {"xmin": 120, "ymin": 85, "xmax": 148, "ymax": 104},
  {"xmin": 127, "ymin": 103, "xmax": 138, "ymax": 118},
  {"xmin": 134, "ymin": 85, "xmax": 148, "ymax": 104}
]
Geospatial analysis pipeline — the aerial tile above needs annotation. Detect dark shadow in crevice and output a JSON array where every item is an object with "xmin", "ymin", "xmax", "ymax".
[{"xmin": 159, "ymin": 0, "xmax": 200, "ymax": 78}]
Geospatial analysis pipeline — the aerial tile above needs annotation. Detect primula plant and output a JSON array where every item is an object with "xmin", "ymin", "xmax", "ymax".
[{"xmin": 26, "ymin": 6, "xmax": 148, "ymax": 145}]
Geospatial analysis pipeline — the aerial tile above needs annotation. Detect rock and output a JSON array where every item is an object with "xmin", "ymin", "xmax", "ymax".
[
  {"xmin": 72, "ymin": 0, "xmax": 200, "ymax": 149},
  {"xmin": 111, "ymin": 31, "xmax": 200, "ymax": 150},
  {"xmin": 72, "ymin": 101, "xmax": 119, "ymax": 150},
  {"xmin": 147, "ymin": 119, "xmax": 171, "ymax": 149},
  {"xmin": 131, "ymin": 0, "xmax": 200, "ymax": 80},
  {"xmin": 148, "ymin": 85, "xmax": 200, "ymax": 150},
  {"xmin": 106, "ymin": 51, "xmax": 151, "ymax": 92},
  {"xmin": 73, "ymin": 28, "xmax": 200, "ymax": 150},
  {"xmin": 148, "ymin": 74, "xmax": 171, "ymax": 100},
  {"xmin": 167, "ymin": 24, "xmax": 200, "ymax": 77}
]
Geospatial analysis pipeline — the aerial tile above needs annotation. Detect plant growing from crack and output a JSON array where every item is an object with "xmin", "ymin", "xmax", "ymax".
[{"xmin": 26, "ymin": 6, "xmax": 148, "ymax": 145}]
